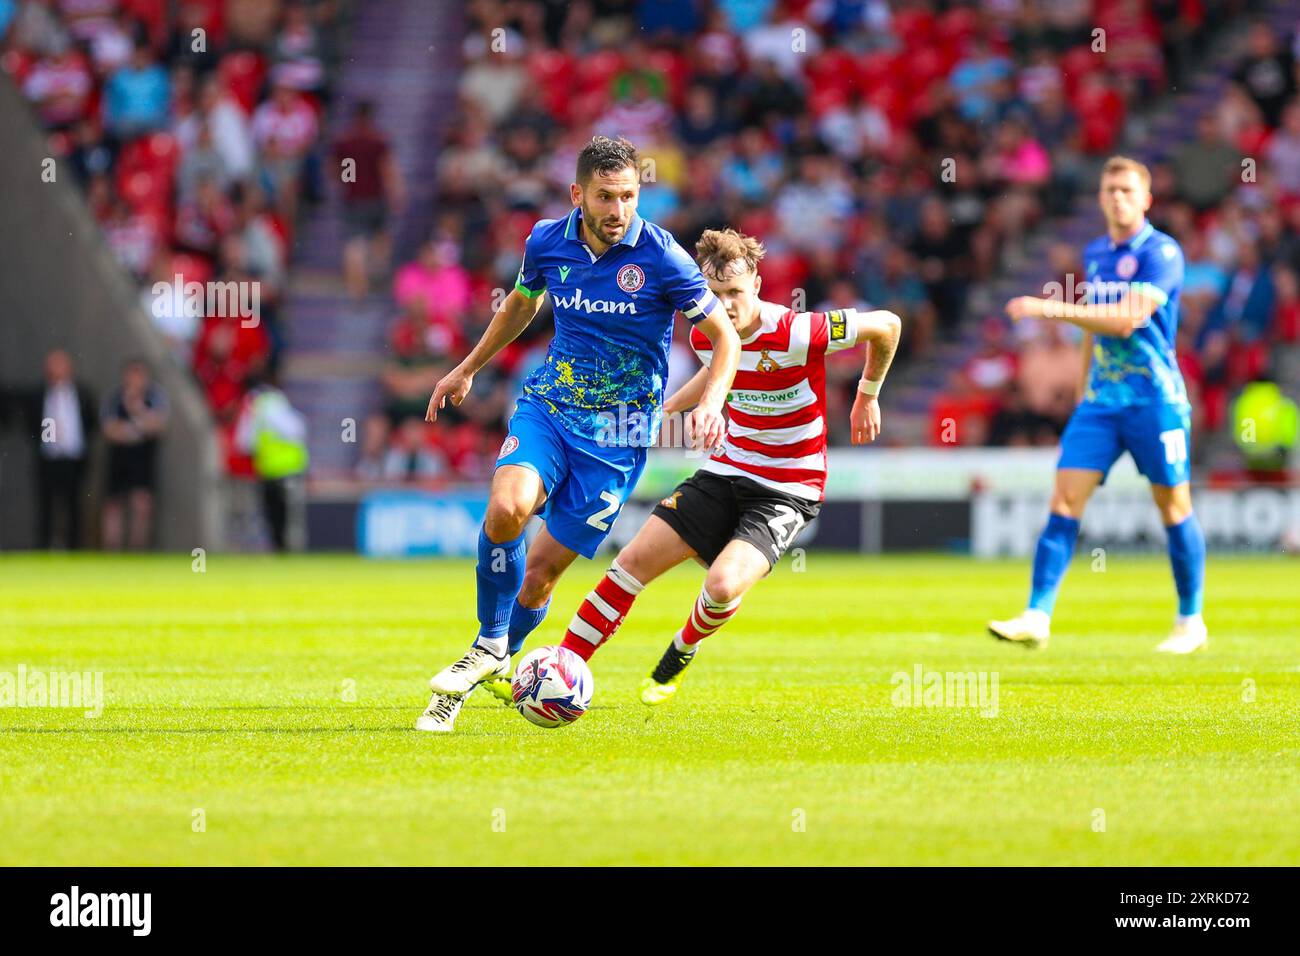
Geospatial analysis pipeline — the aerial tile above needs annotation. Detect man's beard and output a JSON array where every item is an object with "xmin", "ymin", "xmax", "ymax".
[{"xmin": 582, "ymin": 202, "xmax": 627, "ymax": 245}]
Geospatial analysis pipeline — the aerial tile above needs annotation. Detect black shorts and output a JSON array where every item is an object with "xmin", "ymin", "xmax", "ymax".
[
  {"xmin": 106, "ymin": 445, "xmax": 157, "ymax": 496},
  {"xmin": 651, "ymin": 471, "xmax": 820, "ymax": 570}
]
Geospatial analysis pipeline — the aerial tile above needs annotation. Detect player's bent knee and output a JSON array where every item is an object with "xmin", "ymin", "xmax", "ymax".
[
  {"xmin": 1050, "ymin": 484, "xmax": 1092, "ymax": 519},
  {"xmin": 1049, "ymin": 496, "xmax": 1084, "ymax": 520},
  {"xmin": 704, "ymin": 571, "xmax": 746, "ymax": 606},
  {"xmin": 1154, "ymin": 485, "xmax": 1194, "ymax": 525},
  {"xmin": 612, "ymin": 544, "xmax": 653, "ymax": 584},
  {"xmin": 483, "ymin": 498, "xmax": 531, "ymax": 542}
]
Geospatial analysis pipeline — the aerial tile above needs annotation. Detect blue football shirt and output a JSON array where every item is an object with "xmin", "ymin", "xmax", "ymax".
[
  {"xmin": 1081, "ymin": 219, "xmax": 1189, "ymax": 408},
  {"xmin": 513, "ymin": 207, "xmax": 719, "ymax": 441}
]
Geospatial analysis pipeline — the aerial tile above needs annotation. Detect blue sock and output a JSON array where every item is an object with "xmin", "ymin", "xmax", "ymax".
[
  {"xmin": 507, "ymin": 599, "xmax": 551, "ymax": 656},
  {"xmin": 475, "ymin": 528, "xmax": 525, "ymax": 647},
  {"xmin": 1028, "ymin": 513, "xmax": 1080, "ymax": 615},
  {"xmin": 1165, "ymin": 514, "xmax": 1205, "ymax": 616}
]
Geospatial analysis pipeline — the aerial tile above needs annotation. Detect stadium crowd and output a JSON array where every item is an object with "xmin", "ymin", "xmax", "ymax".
[
  {"xmin": 364, "ymin": 0, "xmax": 1250, "ymax": 483},
  {"xmin": 1, "ymin": 0, "xmax": 341, "ymax": 476},
  {"xmin": 5, "ymin": 0, "xmax": 1294, "ymax": 491},
  {"xmin": 944, "ymin": 16, "xmax": 1300, "ymax": 453}
]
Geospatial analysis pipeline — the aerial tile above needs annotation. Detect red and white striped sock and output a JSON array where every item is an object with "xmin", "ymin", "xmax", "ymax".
[
  {"xmin": 560, "ymin": 560, "xmax": 645, "ymax": 661},
  {"xmin": 677, "ymin": 586, "xmax": 742, "ymax": 646}
]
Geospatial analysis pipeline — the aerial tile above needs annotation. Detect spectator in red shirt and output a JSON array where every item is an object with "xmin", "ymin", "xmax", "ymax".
[
  {"xmin": 1074, "ymin": 72, "xmax": 1125, "ymax": 154},
  {"xmin": 1274, "ymin": 265, "xmax": 1300, "ymax": 342},
  {"xmin": 955, "ymin": 317, "xmax": 1019, "ymax": 399},
  {"xmin": 333, "ymin": 101, "xmax": 405, "ymax": 298},
  {"xmin": 192, "ymin": 316, "xmax": 270, "ymax": 423}
]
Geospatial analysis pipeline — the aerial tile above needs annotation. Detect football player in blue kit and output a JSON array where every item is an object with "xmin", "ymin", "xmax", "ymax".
[
  {"xmin": 416, "ymin": 136, "xmax": 740, "ymax": 731},
  {"xmin": 988, "ymin": 156, "xmax": 1208, "ymax": 654}
]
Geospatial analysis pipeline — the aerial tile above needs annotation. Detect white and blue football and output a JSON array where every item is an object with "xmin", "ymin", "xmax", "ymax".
[{"xmin": 511, "ymin": 645, "xmax": 593, "ymax": 728}]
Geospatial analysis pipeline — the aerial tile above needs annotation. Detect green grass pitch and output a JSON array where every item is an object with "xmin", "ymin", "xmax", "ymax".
[{"xmin": 1, "ymin": 551, "xmax": 1296, "ymax": 866}]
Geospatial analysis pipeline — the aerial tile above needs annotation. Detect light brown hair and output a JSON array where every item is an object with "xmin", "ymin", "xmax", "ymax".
[
  {"xmin": 1100, "ymin": 155, "xmax": 1152, "ymax": 190},
  {"xmin": 695, "ymin": 228, "xmax": 766, "ymax": 279}
]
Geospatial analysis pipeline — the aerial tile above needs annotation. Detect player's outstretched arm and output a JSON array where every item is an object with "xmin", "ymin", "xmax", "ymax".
[
  {"xmin": 426, "ymin": 288, "xmax": 545, "ymax": 422},
  {"xmin": 1005, "ymin": 291, "xmax": 1161, "ymax": 338},
  {"xmin": 851, "ymin": 309, "xmax": 902, "ymax": 445},
  {"xmin": 686, "ymin": 308, "xmax": 740, "ymax": 450}
]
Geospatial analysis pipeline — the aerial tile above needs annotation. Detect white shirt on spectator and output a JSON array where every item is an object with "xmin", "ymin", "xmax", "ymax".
[
  {"xmin": 818, "ymin": 103, "xmax": 891, "ymax": 161},
  {"xmin": 90, "ymin": 24, "xmax": 133, "ymax": 73},
  {"xmin": 743, "ymin": 18, "xmax": 822, "ymax": 80},
  {"xmin": 176, "ymin": 100, "xmax": 256, "ymax": 180},
  {"xmin": 459, "ymin": 60, "xmax": 527, "ymax": 124},
  {"xmin": 42, "ymin": 383, "xmax": 85, "ymax": 459},
  {"xmin": 774, "ymin": 177, "xmax": 853, "ymax": 250},
  {"xmin": 142, "ymin": 285, "xmax": 200, "ymax": 353}
]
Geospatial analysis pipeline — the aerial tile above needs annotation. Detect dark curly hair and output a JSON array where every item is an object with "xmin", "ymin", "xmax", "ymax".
[{"xmin": 576, "ymin": 135, "xmax": 639, "ymax": 184}]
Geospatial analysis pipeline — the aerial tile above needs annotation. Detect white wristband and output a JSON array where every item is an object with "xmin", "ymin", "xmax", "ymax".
[{"xmin": 858, "ymin": 378, "xmax": 882, "ymax": 397}]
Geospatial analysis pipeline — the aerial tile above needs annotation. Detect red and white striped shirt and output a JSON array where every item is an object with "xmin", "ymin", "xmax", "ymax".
[{"xmin": 688, "ymin": 300, "xmax": 863, "ymax": 501}]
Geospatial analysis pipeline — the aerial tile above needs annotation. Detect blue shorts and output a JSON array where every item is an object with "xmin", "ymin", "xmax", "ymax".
[
  {"xmin": 495, "ymin": 398, "xmax": 646, "ymax": 558},
  {"xmin": 1057, "ymin": 401, "xmax": 1192, "ymax": 486}
]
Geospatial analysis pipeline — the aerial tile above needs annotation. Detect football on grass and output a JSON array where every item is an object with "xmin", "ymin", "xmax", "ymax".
[{"xmin": 511, "ymin": 646, "xmax": 593, "ymax": 728}]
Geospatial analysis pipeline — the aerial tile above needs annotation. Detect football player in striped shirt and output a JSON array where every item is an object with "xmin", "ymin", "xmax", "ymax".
[{"xmin": 555, "ymin": 228, "xmax": 901, "ymax": 705}]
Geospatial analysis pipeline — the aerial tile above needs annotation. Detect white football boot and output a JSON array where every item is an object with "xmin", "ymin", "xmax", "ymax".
[
  {"xmin": 1155, "ymin": 617, "xmax": 1208, "ymax": 654},
  {"xmin": 428, "ymin": 645, "xmax": 511, "ymax": 697},
  {"xmin": 987, "ymin": 609, "xmax": 1050, "ymax": 649},
  {"xmin": 415, "ymin": 690, "xmax": 467, "ymax": 732}
]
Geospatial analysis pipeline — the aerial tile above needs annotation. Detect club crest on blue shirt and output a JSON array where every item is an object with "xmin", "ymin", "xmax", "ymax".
[
  {"xmin": 1116, "ymin": 254, "xmax": 1138, "ymax": 279},
  {"xmin": 617, "ymin": 263, "xmax": 645, "ymax": 294}
]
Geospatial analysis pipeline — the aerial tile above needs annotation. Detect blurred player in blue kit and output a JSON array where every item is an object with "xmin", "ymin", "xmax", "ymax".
[{"xmin": 989, "ymin": 156, "xmax": 1207, "ymax": 653}]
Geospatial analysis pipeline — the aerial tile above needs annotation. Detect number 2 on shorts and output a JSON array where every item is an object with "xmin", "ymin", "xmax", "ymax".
[
  {"xmin": 767, "ymin": 505, "xmax": 805, "ymax": 551},
  {"xmin": 586, "ymin": 491, "xmax": 621, "ymax": 531}
]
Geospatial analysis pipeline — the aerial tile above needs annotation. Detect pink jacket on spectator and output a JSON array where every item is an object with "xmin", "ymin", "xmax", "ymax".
[{"xmin": 394, "ymin": 261, "xmax": 471, "ymax": 324}]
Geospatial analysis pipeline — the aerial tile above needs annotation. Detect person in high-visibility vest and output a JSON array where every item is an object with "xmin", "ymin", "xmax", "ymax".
[
  {"xmin": 235, "ymin": 375, "xmax": 309, "ymax": 551},
  {"xmin": 1232, "ymin": 378, "xmax": 1298, "ymax": 476}
]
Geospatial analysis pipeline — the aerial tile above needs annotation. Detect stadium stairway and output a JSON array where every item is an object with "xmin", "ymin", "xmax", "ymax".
[
  {"xmin": 281, "ymin": 0, "xmax": 465, "ymax": 479},
  {"xmin": 886, "ymin": 0, "xmax": 1300, "ymax": 457}
]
